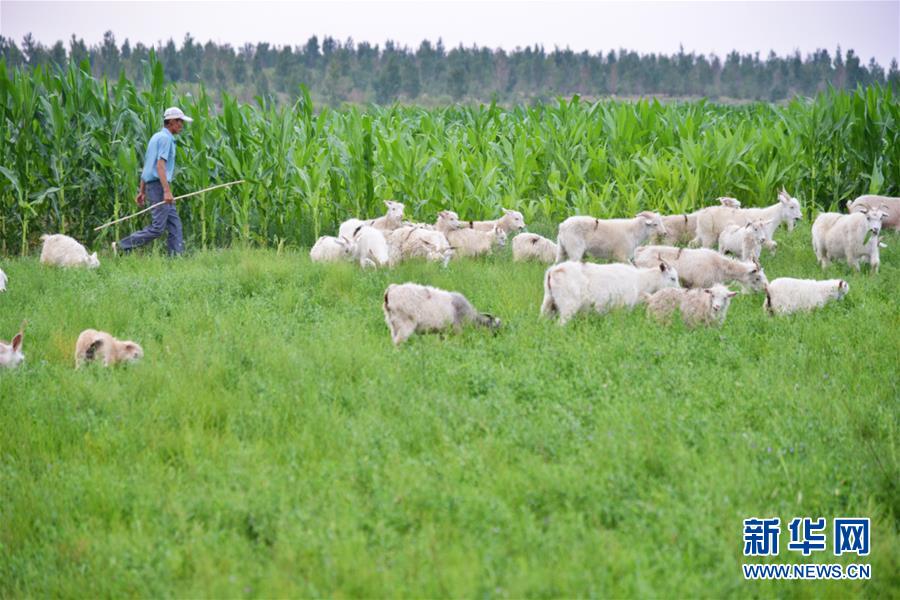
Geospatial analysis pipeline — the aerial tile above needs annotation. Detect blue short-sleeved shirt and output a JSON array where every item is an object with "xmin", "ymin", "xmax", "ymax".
[{"xmin": 141, "ymin": 128, "xmax": 176, "ymax": 183}]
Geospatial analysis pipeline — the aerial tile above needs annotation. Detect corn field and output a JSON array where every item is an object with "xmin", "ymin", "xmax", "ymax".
[{"xmin": 1, "ymin": 58, "xmax": 898, "ymax": 255}]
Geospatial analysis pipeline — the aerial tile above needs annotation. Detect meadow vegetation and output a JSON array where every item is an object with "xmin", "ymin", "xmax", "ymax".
[{"xmin": 0, "ymin": 224, "xmax": 897, "ymax": 596}]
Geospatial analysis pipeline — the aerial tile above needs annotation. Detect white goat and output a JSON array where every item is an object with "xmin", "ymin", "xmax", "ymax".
[
  {"xmin": 336, "ymin": 201, "xmax": 405, "ymax": 240},
  {"xmin": 466, "ymin": 208, "xmax": 526, "ymax": 234},
  {"xmin": 309, "ymin": 236, "xmax": 354, "ymax": 263},
  {"xmin": 512, "ymin": 233, "xmax": 558, "ymax": 263},
  {"xmin": 718, "ymin": 220, "xmax": 770, "ymax": 261},
  {"xmin": 812, "ymin": 205, "xmax": 885, "ymax": 272},
  {"xmin": 386, "ymin": 226, "xmax": 455, "ymax": 267},
  {"xmin": 40, "ymin": 234, "xmax": 99, "ymax": 268},
  {"xmin": 369, "ymin": 201, "xmax": 405, "ymax": 231},
  {"xmin": 351, "ymin": 225, "xmax": 390, "ymax": 269},
  {"xmin": 645, "ymin": 284, "xmax": 738, "ymax": 328},
  {"xmin": 693, "ymin": 189, "xmax": 802, "ymax": 249},
  {"xmin": 0, "ymin": 321, "xmax": 25, "ymax": 369},
  {"xmin": 541, "ymin": 260, "xmax": 680, "ymax": 325},
  {"xmin": 634, "ymin": 246, "xmax": 768, "ymax": 291},
  {"xmin": 383, "ymin": 283, "xmax": 501, "ymax": 345},
  {"xmin": 74, "ymin": 329, "xmax": 144, "ymax": 368},
  {"xmin": 849, "ymin": 195, "xmax": 899, "ymax": 231},
  {"xmin": 764, "ymin": 278, "xmax": 849, "ymax": 315},
  {"xmin": 0, "ymin": 267, "xmax": 7, "ymax": 292},
  {"xmin": 435, "ymin": 210, "xmax": 506, "ymax": 257},
  {"xmin": 556, "ymin": 211, "xmax": 667, "ymax": 263}
]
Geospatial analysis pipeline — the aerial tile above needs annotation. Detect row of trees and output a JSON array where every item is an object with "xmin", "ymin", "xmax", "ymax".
[{"xmin": 2, "ymin": 32, "xmax": 898, "ymax": 104}]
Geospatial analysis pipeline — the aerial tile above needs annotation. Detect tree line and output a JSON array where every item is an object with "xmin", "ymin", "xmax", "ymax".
[{"xmin": 2, "ymin": 31, "xmax": 898, "ymax": 105}]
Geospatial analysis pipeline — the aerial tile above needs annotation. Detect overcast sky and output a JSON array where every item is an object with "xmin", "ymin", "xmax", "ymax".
[{"xmin": 2, "ymin": 1, "xmax": 898, "ymax": 66}]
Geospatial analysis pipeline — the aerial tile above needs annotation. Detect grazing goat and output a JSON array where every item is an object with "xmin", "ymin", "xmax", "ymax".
[
  {"xmin": 40, "ymin": 234, "xmax": 100, "ymax": 268},
  {"xmin": 512, "ymin": 233, "xmax": 558, "ymax": 263},
  {"xmin": 74, "ymin": 329, "xmax": 144, "ymax": 368},
  {"xmin": 645, "ymin": 285, "xmax": 737, "ymax": 328},
  {"xmin": 383, "ymin": 283, "xmax": 500, "ymax": 345}
]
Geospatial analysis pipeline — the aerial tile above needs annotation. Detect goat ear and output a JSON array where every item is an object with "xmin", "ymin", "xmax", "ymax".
[
  {"xmin": 11, "ymin": 333, "xmax": 22, "ymax": 352},
  {"xmin": 727, "ymin": 291, "xmax": 738, "ymax": 298}
]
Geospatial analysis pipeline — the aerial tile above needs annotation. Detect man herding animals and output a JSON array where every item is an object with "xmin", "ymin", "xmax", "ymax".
[{"xmin": 114, "ymin": 107, "xmax": 193, "ymax": 256}]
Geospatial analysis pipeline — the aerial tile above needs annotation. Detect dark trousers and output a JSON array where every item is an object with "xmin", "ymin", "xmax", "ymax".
[{"xmin": 118, "ymin": 180, "xmax": 184, "ymax": 255}]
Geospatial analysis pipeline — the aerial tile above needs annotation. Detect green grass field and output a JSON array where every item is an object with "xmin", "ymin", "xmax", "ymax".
[{"xmin": 0, "ymin": 224, "xmax": 897, "ymax": 597}]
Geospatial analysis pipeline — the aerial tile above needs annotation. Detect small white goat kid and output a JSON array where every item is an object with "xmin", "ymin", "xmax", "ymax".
[
  {"xmin": 645, "ymin": 285, "xmax": 737, "ymax": 328},
  {"xmin": 717, "ymin": 220, "xmax": 770, "ymax": 261}
]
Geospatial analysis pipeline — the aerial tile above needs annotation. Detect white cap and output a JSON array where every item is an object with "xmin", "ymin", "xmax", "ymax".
[{"xmin": 163, "ymin": 107, "xmax": 193, "ymax": 123}]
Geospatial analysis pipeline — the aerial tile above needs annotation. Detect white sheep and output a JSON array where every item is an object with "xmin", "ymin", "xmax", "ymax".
[
  {"xmin": 40, "ymin": 234, "xmax": 99, "ymax": 268},
  {"xmin": 309, "ymin": 236, "xmax": 354, "ymax": 263},
  {"xmin": 466, "ymin": 208, "xmax": 526, "ymax": 234},
  {"xmin": 540, "ymin": 260, "xmax": 680, "ymax": 325},
  {"xmin": 634, "ymin": 246, "xmax": 769, "ymax": 291},
  {"xmin": 512, "ymin": 233, "xmax": 558, "ymax": 263},
  {"xmin": 0, "ymin": 267, "xmax": 7, "ymax": 292},
  {"xmin": 764, "ymin": 278, "xmax": 849, "ymax": 315},
  {"xmin": 435, "ymin": 210, "xmax": 506, "ymax": 258},
  {"xmin": 812, "ymin": 205, "xmax": 885, "ymax": 272},
  {"xmin": 717, "ymin": 220, "xmax": 770, "ymax": 261},
  {"xmin": 385, "ymin": 225, "xmax": 455, "ymax": 267},
  {"xmin": 0, "ymin": 321, "xmax": 25, "ymax": 369},
  {"xmin": 645, "ymin": 284, "xmax": 738, "ymax": 328},
  {"xmin": 351, "ymin": 225, "xmax": 390, "ymax": 268},
  {"xmin": 383, "ymin": 283, "xmax": 501, "ymax": 345},
  {"xmin": 555, "ymin": 211, "xmax": 667, "ymax": 263},
  {"xmin": 849, "ymin": 195, "xmax": 899, "ymax": 231},
  {"xmin": 693, "ymin": 189, "xmax": 802, "ymax": 249},
  {"xmin": 74, "ymin": 329, "xmax": 144, "ymax": 368}
]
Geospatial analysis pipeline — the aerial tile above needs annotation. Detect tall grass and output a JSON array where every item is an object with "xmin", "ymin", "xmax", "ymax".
[{"xmin": 1, "ymin": 57, "xmax": 898, "ymax": 254}]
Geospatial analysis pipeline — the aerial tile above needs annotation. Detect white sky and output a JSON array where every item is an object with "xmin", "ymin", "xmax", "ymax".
[{"xmin": 2, "ymin": 0, "xmax": 899, "ymax": 66}]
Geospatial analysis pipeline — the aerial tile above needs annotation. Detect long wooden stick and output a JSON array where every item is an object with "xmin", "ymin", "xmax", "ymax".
[{"xmin": 94, "ymin": 180, "xmax": 245, "ymax": 231}]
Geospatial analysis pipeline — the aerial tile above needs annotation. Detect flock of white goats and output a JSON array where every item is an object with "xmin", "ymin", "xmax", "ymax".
[
  {"xmin": 309, "ymin": 190, "xmax": 896, "ymax": 344},
  {"xmin": 0, "ymin": 191, "xmax": 895, "ymax": 362}
]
